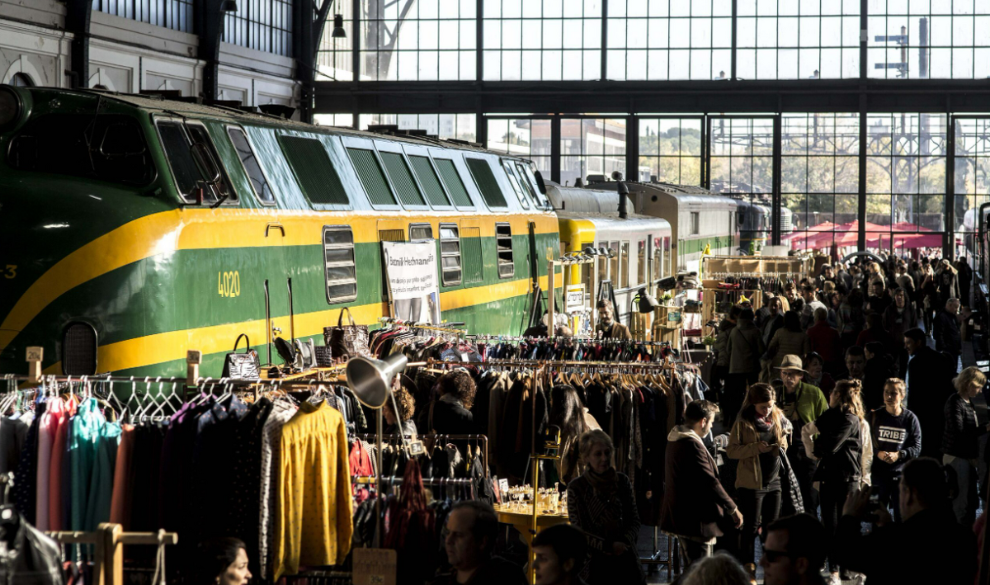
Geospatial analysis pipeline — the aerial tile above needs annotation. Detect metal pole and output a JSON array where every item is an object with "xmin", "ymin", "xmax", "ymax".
[{"xmin": 374, "ymin": 407, "xmax": 383, "ymax": 547}]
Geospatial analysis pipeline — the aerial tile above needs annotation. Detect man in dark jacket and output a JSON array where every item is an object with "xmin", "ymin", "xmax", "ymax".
[
  {"xmin": 761, "ymin": 297, "xmax": 785, "ymax": 347},
  {"xmin": 432, "ymin": 501, "xmax": 527, "ymax": 585},
  {"xmin": 712, "ymin": 305, "xmax": 741, "ymax": 402},
  {"xmin": 933, "ymin": 298, "xmax": 962, "ymax": 358},
  {"xmin": 661, "ymin": 400, "xmax": 743, "ymax": 568},
  {"xmin": 760, "ymin": 514, "xmax": 829, "ymax": 585},
  {"xmin": 901, "ymin": 328, "xmax": 953, "ymax": 458},
  {"xmin": 833, "ymin": 457, "xmax": 976, "ymax": 585},
  {"xmin": 862, "ymin": 342, "xmax": 899, "ymax": 411},
  {"xmin": 725, "ymin": 308, "xmax": 766, "ymax": 428}
]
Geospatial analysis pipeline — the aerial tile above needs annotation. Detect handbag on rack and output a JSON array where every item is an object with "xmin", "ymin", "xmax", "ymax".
[
  {"xmin": 294, "ymin": 338, "xmax": 317, "ymax": 370},
  {"xmin": 314, "ymin": 345, "xmax": 334, "ymax": 367},
  {"xmin": 222, "ymin": 334, "xmax": 261, "ymax": 380},
  {"xmin": 324, "ymin": 307, "xmax": 371, "ymax": 360}
]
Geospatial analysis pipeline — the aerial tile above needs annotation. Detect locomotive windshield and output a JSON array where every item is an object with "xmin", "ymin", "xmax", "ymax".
[{"xmin": 7, "ymin": 114, "xmax": 154, "ymax": 186}]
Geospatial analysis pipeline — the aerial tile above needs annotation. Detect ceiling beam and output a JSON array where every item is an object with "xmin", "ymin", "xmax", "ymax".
[{"xmin": 314, "ymin": 78, "xmax": 990, "ymax": 115}]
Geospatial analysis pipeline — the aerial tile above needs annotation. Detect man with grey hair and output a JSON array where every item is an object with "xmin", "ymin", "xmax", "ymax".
[{"xmin": 933, "ymin": 297, "xmax": 962, "ymax": 361}]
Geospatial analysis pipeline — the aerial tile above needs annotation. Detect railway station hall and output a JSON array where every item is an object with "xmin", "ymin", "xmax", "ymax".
[{"xmin": 2, "ymin": 1, "xmax": 990, "ymax": 583}]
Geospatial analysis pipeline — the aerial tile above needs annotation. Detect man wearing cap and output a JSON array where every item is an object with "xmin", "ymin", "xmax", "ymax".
[{"xmin": 776, "ymin": 355, "xmax": 829, "ymax": 515}]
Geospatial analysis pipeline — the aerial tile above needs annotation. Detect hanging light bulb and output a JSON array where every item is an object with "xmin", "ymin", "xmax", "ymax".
[{"xmin": 332, "ymin": 14, "xmax": 347, "ymax": 38}]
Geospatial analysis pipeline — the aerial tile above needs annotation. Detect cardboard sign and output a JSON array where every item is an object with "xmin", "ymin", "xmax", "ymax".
[
  {"xmin": 382, "ymin": 241, "xmax": 441, "ymax": 324},
  {"xmin": 565, "ymin": 284, "xmax": 585, "ymax": 311},
  {"xmin": 353, "ymin": 548, "xmax": 397, "ymax": 585}
]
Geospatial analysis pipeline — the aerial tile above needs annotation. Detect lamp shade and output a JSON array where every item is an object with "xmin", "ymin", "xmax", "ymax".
[{"xmin": 345, "ymin": 353, "xmax": 408, "ymax": 409}]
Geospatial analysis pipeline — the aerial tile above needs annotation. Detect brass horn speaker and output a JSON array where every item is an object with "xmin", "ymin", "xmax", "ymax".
[{"xmin": 345, "ymin": 353, "xmax": 408, "ymax": 409}]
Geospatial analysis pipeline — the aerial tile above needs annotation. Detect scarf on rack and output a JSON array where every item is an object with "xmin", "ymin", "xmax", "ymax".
[{"xmin": 584, "ymin": 467, "xmax": 618, "ymax": 499}]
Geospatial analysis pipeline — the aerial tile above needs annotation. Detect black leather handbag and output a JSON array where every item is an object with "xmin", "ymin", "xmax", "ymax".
[
  {"xmin": 222, "ymin": 334, "xmax": 260, "ymax": 380},
  {"xmin": 324, "ymin": 307, "xmax": 371, "ymax": 360}
]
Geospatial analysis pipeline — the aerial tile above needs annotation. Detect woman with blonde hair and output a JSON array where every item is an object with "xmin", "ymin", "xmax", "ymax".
[
  {"xmin": 566, "ymin": 430, "xmax": 644, "ymax": 584},
  {"xmin": 679, "ymin": 551, "xmax": 751, "ymax": 585},
  {"xmin": 726, "ymin": 383, "xmax": 791, "ymax": 573},
  {"xmin": 943, "ymin": 366, "xmax": 989, "ymax": 526},
  {"xmin": 805, "ymin": 379, "xmax": 866, "ymax": 584}
]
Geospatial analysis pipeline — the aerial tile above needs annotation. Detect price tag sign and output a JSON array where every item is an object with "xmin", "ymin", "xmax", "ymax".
[
  {"xmin": 353, "ymin": 548, "xmax": 397, "ymax": 585},
  {"xmin": 565, "ymin": 284, "xmax": 585, "ymax": 311},
  {"xmin": 499, "ymin": 478, "xmax": 510, "ymax": 494},
  {"xmin": 186, "ymin": 350, "xmax": 202, "ymax": 365},
  {"xmin": 25, "ymin": 347, "xmax": 43, "ymax": 362}
]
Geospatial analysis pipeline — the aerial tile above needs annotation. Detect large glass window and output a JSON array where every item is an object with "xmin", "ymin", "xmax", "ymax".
[
  {"xmin": 359, "ymin": 0, "xmax": 476, "ymax": 81},
  {"xmin": 223, "ymin": 0, "xmax": 293, "ymax": 57},
  {"xmin": 317, "ymin": 1, "xmax": 355, "ymax": 81},
  {"xmin": 486, "ymin": 118, "xmax": 552, "ymax": 176},
  {"xmin": 483, "ymin": 0, "xmax": 602, "ymax": 81},
  {"xmin": 638, "ymin": 117, "xmax": 703, "ymax": 185},
  {"xmin": 780, "ymin": 113, "xmax": 861, "ymax": 252},
  {"xmin": 93, "ymin": 0, "xmax": 193, "ymax": 33},
  {"xmin": 866, "ymin": 113, "xmax": 947, "ymax": 254},
  {"xmin": 709, "ymin": 117, "xmax": 774, "ymax": 202},
  {"xmin": 607, "ymin": 0, "xmax": 732, "ymax": 80},
  {"xmin": 868, "ymin": 0, "xmax": 990, "ymax": 79},
  {"xmin": 560, "ymin": 118, "xmax": 626, "ymax": 186},
  {"xmin": 360, "ymin": 114, "xmax": 477, "ymax": 142},
  {"xmin": 954, "ymin": 118, "xmax": 990, "ymax": 257},
  {"xmin": 314, "ymin": 114, "xmax": 355, "ymax": 127},
  {"xmin": 736, "ymin": 0, "xmax": 860, "ymax": 80}
]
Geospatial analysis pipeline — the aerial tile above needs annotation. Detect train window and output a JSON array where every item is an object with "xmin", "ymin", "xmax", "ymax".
[
  {"xmin": 608, "ymin": 242, "xmax": 620, "ymax": 285},
  {"xmin": 465, "ymin": 158, "xmax": 509, "ymax": 208},
  {"xmin": 501, "ymin": 161, "xmax": 530, "ymax": 209},
  {"xmin": 434, "ymin": 159, "xmax": 474, "ymax": 207},
  {"xmin": 496, "ymin": 223, "xmax": 515, "ymax": 279},
  {"xmin": 620, "ymin": 242, "xmax": 630, "ymax": 289},
  {"xmin": 8, "ymin": 114, "xmax": 154, "ymax": 187},
  {"xmin": 348, "ymin": 148, "xmax": 397, "ymax": 207},
  {"xmin": 184, "ymin": 123, "xmax": 236, "ymax": 204},
  {"xmin": 227, "ymin": 127, "xmax": 275, "ymax": 205},
  {"xmin": 408, "ymin": 156, "xmax": 452, "ymax": 207},
  {"xmin": 653, "ymin": 238, "xmax": 663, "ymax": 282},
  {"xmin": 380, "ymin": 151, "xmax": 426, "ymax": 207},
  {"xmin": 514, "ymin": 162, "xmax": 545, "ymax": 207},
  {"xmin": 691, "ymin": 212, "xmax": 700, "ymax": 235},
  {"xmin": 410, "ymin": 224, "xmax": 433, "ymax": 241},
  {"xmin": 637, "ymin": 240, "xmax": 646, "ymax": 286},
  {"xmin": 439, "ymin": 224, "xmax": 462, "ymax": 286},
  {"xmin": 323, "ymin": 225, "xmax": 358, "ymax": 304},
  {"xmin": 156, "ymin": 121, "xmax": 200, "ymax": 196}
]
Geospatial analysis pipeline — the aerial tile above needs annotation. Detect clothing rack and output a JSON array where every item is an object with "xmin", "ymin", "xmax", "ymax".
[
  {"xmin": 352, "ymin": 476, "xmax": 475, "ymax": 486},
  {"xmin": 46, "ymin": 523, "xmax": 177, "ymax": 585},
  {"xmin": 353, "ymin": 433, "xmax": 490, "ymax": 479},
  {"xmin": 469, "ymin": 334, "xmax": 673, "ymax": 347}
]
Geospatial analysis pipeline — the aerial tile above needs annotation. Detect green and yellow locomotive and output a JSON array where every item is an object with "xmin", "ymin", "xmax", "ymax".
[{"xmin": 0, "ymin": 86, "xmax": 560, "ymax": 378}]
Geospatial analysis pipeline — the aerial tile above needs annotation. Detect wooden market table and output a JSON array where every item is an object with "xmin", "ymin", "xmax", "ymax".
[{"xmin": 494, "ymin": 505, "xmax": 569, "ymax": 583}]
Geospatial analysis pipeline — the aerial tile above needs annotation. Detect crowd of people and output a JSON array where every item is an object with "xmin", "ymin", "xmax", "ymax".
[
  {"xmin": 670, "ymin": 254, "xmax": 978, "ymax": 585},
  {"xmin": 190, "ymin": 255, "xmax": 979, "ymax": 585}
]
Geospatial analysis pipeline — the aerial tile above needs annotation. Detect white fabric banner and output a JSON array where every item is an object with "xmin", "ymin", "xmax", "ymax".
[{"xmin": 382, "ymin": 241, "xmax": 441, "ymax": 324}]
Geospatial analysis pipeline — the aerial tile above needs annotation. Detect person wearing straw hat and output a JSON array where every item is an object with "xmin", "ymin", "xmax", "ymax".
[{"xmin": 775, "ymin": 355, "xmax": 829, "ymax": 515}]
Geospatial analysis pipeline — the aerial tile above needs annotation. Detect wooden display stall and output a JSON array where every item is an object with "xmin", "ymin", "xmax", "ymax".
[{"xmin": 699, "ymin": 255, "xmax": 813, "ymax": 318}]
